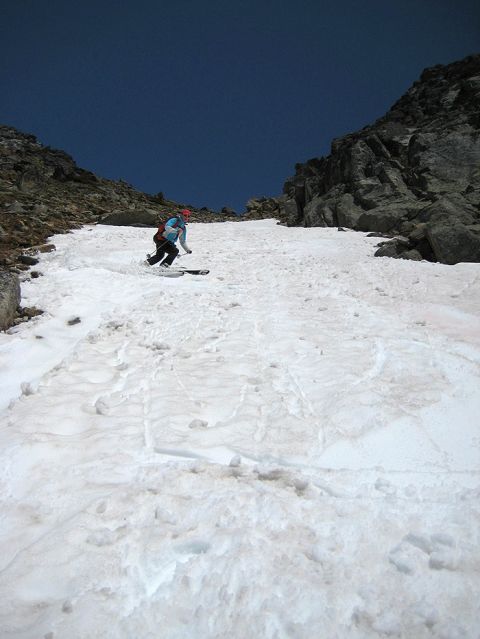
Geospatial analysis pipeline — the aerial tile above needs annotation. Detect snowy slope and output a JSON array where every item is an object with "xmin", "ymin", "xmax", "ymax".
[{"xmin": 0, "ymin": 220, "xmax": 479, "ymax": 638}]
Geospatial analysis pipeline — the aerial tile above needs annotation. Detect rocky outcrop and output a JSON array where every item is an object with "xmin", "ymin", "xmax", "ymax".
[
  {"xmin": 220, "ymin": 206, "xmax": 238, "ymax": 217},
  {"xmin": 243, "ymin": 197, "xmax": 281, "ymax": 221},
  {"xmin": 98, "ymin": 209, "xmax": 160, "ymax": 227},
  {"xmin": 0, "ymin": 270, "xmax": 20, "ymax": 330},
  {"xmin": 248, "ymin": 54, "xmax": 480, "ymax": 265},
  {"xmin": 425, "ymin": 223, "xmax": 480, "ymax": 265}
]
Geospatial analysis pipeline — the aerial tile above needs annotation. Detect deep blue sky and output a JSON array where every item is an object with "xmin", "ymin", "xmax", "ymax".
[{"xmin": 1, "ymin": 1, "xmax": 479, "ymax": 211}]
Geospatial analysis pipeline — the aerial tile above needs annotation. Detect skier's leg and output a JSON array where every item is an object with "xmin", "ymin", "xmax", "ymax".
[
  {"xmin": 148, "ymin": 241, "xmax": 167, "ymax": 265},
  {"xmin": 161, "ymin": 243, "xmax": 179, "ymax": 266}
]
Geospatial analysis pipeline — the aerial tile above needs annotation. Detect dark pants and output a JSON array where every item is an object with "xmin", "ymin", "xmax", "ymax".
[{"xmin": 147, "ymin": 239, "xmax": 179, "ymax": 266}]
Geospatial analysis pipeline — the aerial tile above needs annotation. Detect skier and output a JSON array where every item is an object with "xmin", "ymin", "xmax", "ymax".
[{"xmin": 147, "ymin": 209, "xmax": 192, "ymax": 267}]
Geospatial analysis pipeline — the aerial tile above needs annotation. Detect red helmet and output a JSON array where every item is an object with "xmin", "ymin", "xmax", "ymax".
[{"xmin": 181, "ymin": 209, "xmax": 191, "ymax": 219}]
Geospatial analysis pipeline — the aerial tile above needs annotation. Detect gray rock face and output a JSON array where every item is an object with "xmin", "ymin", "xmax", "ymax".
[
  {"xmin": 247, "ymin": 54, "xmax": 480, "ymax": 264},
  {"xmin": 426, "ymin": 223, "xmax": 480, "ymax": 265},
  {"xmin": 244, "ymin": 197, "xmax": 281, "ymax": 220},
  {"xmin": 98, "ymin": 209, "xmax": 159, "ymax": 227},
  {"xmin": 0, "ymin": 271, "xmax": 20, "ymax": 330},
  {"xmin": 221, "ymin": 206, "xmax": 237, "ymax": 216}
]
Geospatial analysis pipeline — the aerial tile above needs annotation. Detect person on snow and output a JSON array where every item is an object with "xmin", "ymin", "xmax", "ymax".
[{"xmin": 147, "ymin": 209, "xmax": 192, "ymax": 267}]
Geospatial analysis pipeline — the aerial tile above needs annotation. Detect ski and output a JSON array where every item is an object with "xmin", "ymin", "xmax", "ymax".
[
  {"xmin": 176, "ymin": 269, "xmax": 210, "ymax": 275},
  {"xmin": 144, "ymin": 258, "xmax": 208, "ymax": 276},
  {"xmin": 151, "ymin": 268, "xmax": 185, "ymax": 278}
]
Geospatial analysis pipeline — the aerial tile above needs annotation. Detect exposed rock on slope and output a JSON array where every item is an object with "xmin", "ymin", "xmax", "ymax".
[
  {"xmin": 246, "ymin": 54, "xmax": 480, "ymax": 264},
  {"xmin": 244, "ymin": 197, "xmax": 281, "ymax": 220},
  {"xmin": 0, "ymin": 271, "xmax": 20, "ymax": 331}
]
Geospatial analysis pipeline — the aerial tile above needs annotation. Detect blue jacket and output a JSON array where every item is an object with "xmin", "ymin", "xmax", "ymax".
[{"xmin": 162, "ymin": 217, "xmax": 190, "ymax": 251}]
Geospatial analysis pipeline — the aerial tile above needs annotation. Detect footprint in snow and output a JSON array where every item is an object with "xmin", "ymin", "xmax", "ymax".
[
  {"xmin": 229, "ymin": 454, "xmax": 242, "ymax": 467},
  {"xmin": 62, "ymin": 600, "xmax": 73, "ymax": 614},
  {"xmin": 174, "ymin": 539, "xmax": 211, "ymax": 555},
  {"xmin": 150, "ymin": 341, "xmax": 171, "ymax": 351},
  {"xmin": 429, "ymin": 550, "xmax": 459, "ymax": 571},
  {"xmin": 21, "ymin": 382, "xmax": 35, "ymax": 396},
  {"xmin": 188, "ymin": 419, "xmax": 208, "ymax": 429},
  {"xmin": 86, "ymin": 528, "xmax": 117, "ymax": 547},
  {"xmin": 96, "ymin": 501, "xmax": 107, "ymax": 514},
  {"xmin": 95, "ymin": 398, "xmax": 110, "ymax": 416},
  {"xmin": 388, "ymin": 548, "xmax": 416, "ymax": 575},
  {"xmin": 374, "ymin": 477, "xmax": 397, "ymax": 495}
]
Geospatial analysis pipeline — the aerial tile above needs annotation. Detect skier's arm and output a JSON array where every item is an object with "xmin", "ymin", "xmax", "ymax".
[{"xmin": 178, "ymin": 228, "xmax": 191, "ymax": 253}]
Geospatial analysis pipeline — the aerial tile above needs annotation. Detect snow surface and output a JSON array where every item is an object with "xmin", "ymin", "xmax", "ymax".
[{"xmin": 0, "ymin": 220, "xmax": 479, "ymax": 638}]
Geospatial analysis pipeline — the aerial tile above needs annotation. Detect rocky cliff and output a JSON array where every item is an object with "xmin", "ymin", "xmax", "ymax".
[{"xmin": 246, "ymin": 54, "xmax": 480, "ymax": 264}]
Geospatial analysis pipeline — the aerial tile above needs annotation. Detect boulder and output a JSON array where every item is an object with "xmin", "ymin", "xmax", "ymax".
[
  {"xmin": 246, "ymin": 198, "xmax": 261, "ymax": 211},
  {"xmin": 279, "ymin": 199, "xmax": 301, "ymax": 226},
  {"xmin": 374, "ymin": 242, "xmax": 402, "ymax": 258},
  {"xmin": 19, "ymin": 255, "xmax": 39, "ymax": 266},
  {"xmin": 357, "ymin": 209, "xmax": 402, "ymax": 233},
  {"xmin": 221, "ymin": 207, "xmax": 237, "ymax": 216},
  {"xmin": 467, "ymin": 224, "xmax": 480, "ymax": 236},
  {"xmin": 0, "ymin": 271, "xmax": 21, "ymax": 330},
  {"xmin": 243, "ymin": 197, "xmax": 282, "ymax": 220},
  {"xmin": 408, "ymin": 223, "xmax": 428, "ymax": 242},
  {"xmin": 303, "ymin": 197, "xmax": 329, "ymax": 227},
  {"xmin": 336, "ymin": 193, "xmax": 363, "ymax": 228},
  {"xmin": 18, "ymin": 168, "xmax": 42, "ymax": 192},
  {"xmin": 417, "ymin": 196, "xmax": 476, "ymax": 226},
  {"xmin": 374, "ymin": 237, "xmax": 411, "ymax": 258},
  {"xmin": 5, "ymin": 201, "xmax": 25, "ymax": 214},
  {"xmin": 399, "ymin": 249, "xmax": 423, "ymax": 261},
  {"xmin": 409, "ymin": 130, "xmax": 480, "ymax": 195},
  {"xmin": 98, "ymin": 210, "xmax": 159, "ymax": 227},
  {"xmin": 32, "ymin": 203, "xmax": 49, "ymax": 216},
  {"xmin": 426, "ymin": 223, "xmax": 480, "ymax": 264}
]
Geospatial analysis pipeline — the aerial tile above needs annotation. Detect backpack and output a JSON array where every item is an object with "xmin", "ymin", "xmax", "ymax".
[{"xmin": 153, "ymin": 217, "xmax": 180, "ymax": 243}]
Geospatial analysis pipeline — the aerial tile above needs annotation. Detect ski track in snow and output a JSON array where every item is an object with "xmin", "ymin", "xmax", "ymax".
[{"xmin": 0, "ymin": 220, "xmax": 479, "ymax": 638}]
